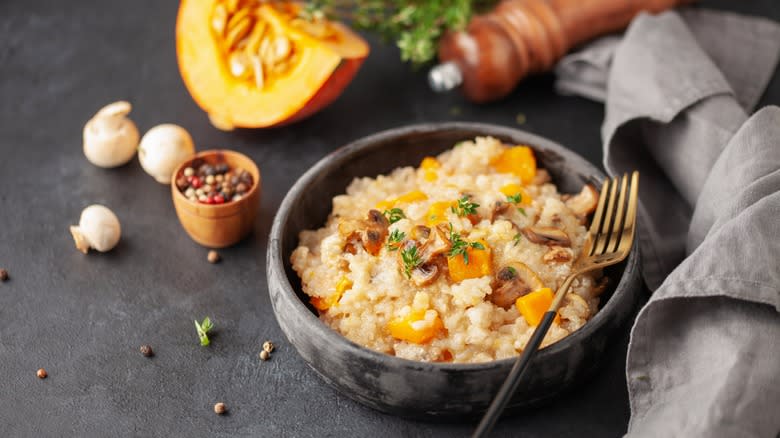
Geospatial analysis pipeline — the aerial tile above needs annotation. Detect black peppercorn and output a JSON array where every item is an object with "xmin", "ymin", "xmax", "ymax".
[{"xmin": 140, "ymin": 345, "xmax": 154, "ymax": 357}]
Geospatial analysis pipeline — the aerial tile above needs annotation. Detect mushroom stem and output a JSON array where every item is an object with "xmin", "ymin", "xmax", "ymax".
[{"xmin": 69, "ymin": 226, "xmax": 91, "ymax": 254}]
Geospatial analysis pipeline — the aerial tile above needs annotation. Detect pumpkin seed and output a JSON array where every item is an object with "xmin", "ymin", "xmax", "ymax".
[
  {"xmin": 225, "ymin": 16, "xmax": 252, "ymax": 49},
  {"xmin": 212, "ymin": 4, "xmax": 228, "ymax": 36},
  {"xmin": 229, "ymin": 52, "xmax": 251, "ymax": 78},
  {"xmin": 259, "ymin": 34, "xmax": 273, "ymax": 66},
  {"xmin": 244, "ymin": 20, "xmax": 267, "ymax": 55},
  {"xmin": 250, "ymin": 55, "xmax": 264, "ymax": 89},
  {"xmin": 272, "ymin": 36, "xmax": 291, "ymax": 63},
  {"xmin": 227, "ymin": 6, "xmax": 251, "ymax": 32}
]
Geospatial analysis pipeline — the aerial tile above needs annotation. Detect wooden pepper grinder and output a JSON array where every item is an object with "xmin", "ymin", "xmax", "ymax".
[{"xmin": 429, "ymin": 0, "xmax": 694, "ymax": 102}]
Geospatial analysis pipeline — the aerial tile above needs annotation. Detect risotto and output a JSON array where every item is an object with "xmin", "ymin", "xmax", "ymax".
[{"xmin": 291, "ymin": 137, "xmax": 604, "ymax": 363}]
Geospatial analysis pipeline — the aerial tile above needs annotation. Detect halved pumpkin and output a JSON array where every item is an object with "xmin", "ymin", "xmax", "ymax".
[{"xmin": 176, "ymin": 0, "xmax": 369, "ymax": 129}]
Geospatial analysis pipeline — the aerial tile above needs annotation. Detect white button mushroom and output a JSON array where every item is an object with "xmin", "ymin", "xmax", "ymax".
[
  {"xmin": 70, "ymin": 205, "xmax": 121, "ymax": 254},
  {"xmin": 83, "ymin": 101, "xmax": 140, "ymax": 168},
  {"xmin": 138, "ymin": 124, "xmax": 196, "ymax": 184}
]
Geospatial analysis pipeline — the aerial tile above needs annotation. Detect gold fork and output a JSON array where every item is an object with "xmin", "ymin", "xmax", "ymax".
[{"xmin": 473, "ymin": 171, "xmax": 640, "ymax": 437}]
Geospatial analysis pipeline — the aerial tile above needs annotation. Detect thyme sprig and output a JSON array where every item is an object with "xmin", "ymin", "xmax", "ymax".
[
  {"xmin": 303, "ymin": 0, "xmax": 498, "ymax": 65},
  {"xmin": 447, "ymin": 224, "xmax": 485, "ymax": 264},
  {"xmin": 386, "ymin": 229, "xmax": 406, "ymax": 251},
  {"xmin": 400, "ymin": 244, "xmax": 422, "ymax": 278},
  {"xmin": 383, "ymin": 208, "xmax": 406, "ymax": 224},
  {"xmin": 451, "ymin": 195, "xmax": 479, "ymax": 217}
]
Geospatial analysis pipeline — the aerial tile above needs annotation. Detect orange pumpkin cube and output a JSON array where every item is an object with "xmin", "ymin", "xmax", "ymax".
[
  {"xmin": 387, "ymin": 309, "xmax": 444, "ymax": 344},
  {"xmin": 447, "ymin": 240, "xmax": 492, "ymax": 283},
  {"xmin": 492, "ymin": 146, "xmax": 537, "ymax": 184},
  {"xmin": 515, "ymin": 287, "xmax": 561, "ymax": 326},
  {"xmin": 425, "ymin": 201, "xmax": 455, "ymax": 226},
  {"xmin": 310, "ymin": 276, "xmax": 351, "ymax": 311},
  {"xmin": 420, "ymin": 157, "xmax": 441, "ymax": 181},
  {"xmin": 376, "ymin": 190, "xmax": 428, "ymax": 211}
]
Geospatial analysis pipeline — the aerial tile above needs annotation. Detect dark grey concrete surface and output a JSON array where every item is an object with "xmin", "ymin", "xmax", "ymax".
[{"xmin": 0, "ymin": 1, "xmax": 777, "ymax": 436}]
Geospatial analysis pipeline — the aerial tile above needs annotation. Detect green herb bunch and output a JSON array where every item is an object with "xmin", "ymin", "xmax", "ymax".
[{"xmin": 303, "ymin": 0, "xmax": 497, "ymax": 65}]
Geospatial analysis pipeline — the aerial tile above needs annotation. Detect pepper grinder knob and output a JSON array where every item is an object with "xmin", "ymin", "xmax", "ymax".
[{"xmin": 428, "ymin": 61, "xmax": 464, "ymax": 92}]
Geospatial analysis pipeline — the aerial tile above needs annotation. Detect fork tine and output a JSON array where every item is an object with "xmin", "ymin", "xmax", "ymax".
[
  {"xmin": 594, "ymin": 177, "xmax": 619, "ymax": 255},
  {"xmin": 588, "ymin": 178, "xmax": 610, "ymax": 236},
  {"xmin": 617, "ymin": 171, "xmax": 639, "ymax": 253},
  {"xmin": 586, "ymin": 178, "xmax": 611, "ymax": 255},
  {"xmin": 606, "ymin": 174, "xmax": 629, "ymax": 253}
]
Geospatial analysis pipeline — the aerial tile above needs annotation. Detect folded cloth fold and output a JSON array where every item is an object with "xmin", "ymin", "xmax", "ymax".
[{"xmin": 557, "ymin": 8, "xmax": 780, "ymax": 437}]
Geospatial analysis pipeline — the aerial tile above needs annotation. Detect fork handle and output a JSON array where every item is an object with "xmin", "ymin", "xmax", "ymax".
[{"xmin": 472, "ymin": 311, "xmax": 558, "ymax": 438}]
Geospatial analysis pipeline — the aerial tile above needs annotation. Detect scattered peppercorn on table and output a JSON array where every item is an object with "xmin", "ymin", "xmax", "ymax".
[{"xmin": 5, "ymin": 0, "xmax": 773, "ymax": 434}]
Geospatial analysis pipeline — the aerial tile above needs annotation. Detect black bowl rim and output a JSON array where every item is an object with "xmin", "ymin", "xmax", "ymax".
[{"xmin": 268, "ymin": 122, "xmax": 639, "ymax": 372}]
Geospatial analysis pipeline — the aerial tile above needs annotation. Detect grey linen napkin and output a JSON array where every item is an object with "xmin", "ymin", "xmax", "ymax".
[{"xmin": 556, "ymin": 9, "xmax": 780, "ymax": 437}]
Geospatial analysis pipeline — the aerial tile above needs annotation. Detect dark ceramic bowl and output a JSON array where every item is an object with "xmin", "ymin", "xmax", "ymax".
[{"xmin": 267, "ymin": 123, "xmax": 640, "ymax": 420}]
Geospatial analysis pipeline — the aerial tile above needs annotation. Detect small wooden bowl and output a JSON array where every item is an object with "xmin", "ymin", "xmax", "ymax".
[{"xmin": 171, "ymin": 150, "xmax": 261, "ymax": 248}]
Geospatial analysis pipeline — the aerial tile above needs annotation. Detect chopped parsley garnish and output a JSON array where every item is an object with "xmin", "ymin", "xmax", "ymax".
[
  {"xmin": 194, "ymin": 317, "xmax": 213, "ymax": 347},
  {"xmin": 400, "ymin": 244, "xmax": 422, "ymax": 278},
  {"xmin": 383, "ymin": 208, "xmax": 406, "ymax": 224},
  {"xmin": 451, "ymin": 195, "xmax": 479, "ymax": 217},
  {"xmin": 386, "ymin": 229, "xmax": 405, "ymax": 251},
  {"xmin": 447, "ymin": 224, "xmax": 485, "ymax": 264}
]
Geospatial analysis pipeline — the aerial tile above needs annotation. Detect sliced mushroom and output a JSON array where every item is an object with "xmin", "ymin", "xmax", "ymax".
[
  {"xmin": 489, "ymin": 200, "xmax": 512, "ymax": 223},
  {"xmin": 424, "ymin": 224, "xmax": 452, "ymax": 259},
  {"xmin": 338, "ymin": 219, "xmax": 364, "ymax": 254},
  {"xmin": 489, "ymin": 262, "xmax": 545, "ymax": 309},
  {"xmin": 521, "ymin": 226, "xmax": 571, "ymax": 247},
  {"xmin": 410, "ymin": 225, "xmax": 431, "ymax": 241},
  {"xmin": 543, "ymin": 246, "xmax": 572, "ymax": 263},
  {"xmin": 396, "ymin": 226, "xmax": 451, "ymax": 283},
  {"xmin": 362, "ymin": 209, "xmax": 389, "ymax": 256},
  {"xmin": 410, "ymin": 261, "xmax": 440, "ymax": 287},
  {"xmin": 337, "ymin": 209, "xmax": 389, "ymax": 256},
  {"xmin": 566, "ymin": 184, "xmax": 599, "ymax": 217},
  {"xmin": 367, "ymin": 208, "xmax": 389, "ymax": 228}
]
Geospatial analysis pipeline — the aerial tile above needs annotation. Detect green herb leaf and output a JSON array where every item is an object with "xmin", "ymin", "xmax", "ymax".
[
  {"xmin": 195, "ymin": 317, "xmax": 213, "ymax": 347},
  {"xmin": 386, "ymin": 229, "xmax": 406, "ymax": 251},
  {"xmin": 517, "ymin": 207, "xmax": 527, "ymax": 217},
  {"xmin": 383, "ymin": 208, "xmax": 406, "ymax": 224},
  {"xmin": 506, "ymin": 266, "xmax": 518, "ymax": 276},
  {"xmin": 400, "ymin": 244, "xmax": 422, "ymax": 278},
  {"xmin": 451, "ymin": 195, "xmax": 479, "ymax": 217},
  {"xmin": 446, "ymin": 223, "xmax": 484, "ymax": 264},
  {"xmin": 512, "ymin": 233, "xmax": 522, "ymax": 246},
  {"xmin": 506, "ymin": 193, "xmax": 522, "ymax": 204}
]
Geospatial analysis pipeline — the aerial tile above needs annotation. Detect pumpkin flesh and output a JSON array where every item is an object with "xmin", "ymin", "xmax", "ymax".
[{"xmin": 176, "ymin": 1, "xmax": 369, "ymax": 129}]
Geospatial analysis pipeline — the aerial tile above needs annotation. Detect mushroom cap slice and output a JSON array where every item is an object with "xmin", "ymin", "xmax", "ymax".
[
  {"xmin": 489, "ymin": 261, "xmax": 545, "ymax": 309},
  {"xmin": 566, "ymin": 184, "xmax": 599, "ymax": 217},
  {"xmin": 410, "ymin": 261, "xmax": 441, "ymax": 287},
  {"xmin": 521, "ymin": 226, "xmax": 571, "ymax": 247},
  {"xmin": 489, "ymin": 200, "xmax": 512, "ymax": 223}
]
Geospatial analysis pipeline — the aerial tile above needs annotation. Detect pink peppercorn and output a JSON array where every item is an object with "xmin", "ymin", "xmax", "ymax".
[{"xmin": 214, "ymin": 195, "xmax": 225, "ymax": 204}]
